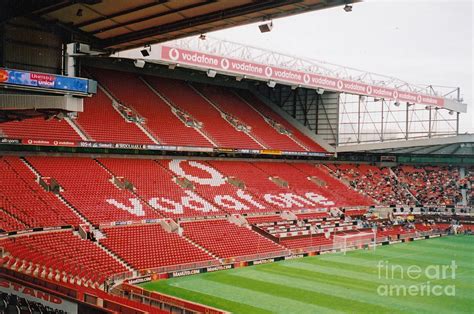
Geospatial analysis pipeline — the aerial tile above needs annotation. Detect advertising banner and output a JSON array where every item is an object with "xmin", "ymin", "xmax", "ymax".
[
  {"xmin": 160, "ymin": 46, "xmax": 445, "ymax": 107},
  {"xmin": 0, "ymin": 68, "xmax": 90, "ymax": 94}
]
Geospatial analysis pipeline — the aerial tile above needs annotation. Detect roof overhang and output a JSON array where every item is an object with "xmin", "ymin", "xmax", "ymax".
[{"xmin": 0, "ymin": 0, "xmax": 359, "ymax": 52}]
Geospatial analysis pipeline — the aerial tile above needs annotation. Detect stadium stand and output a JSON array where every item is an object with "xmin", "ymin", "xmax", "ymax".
[
  {"xmin": 99, "ymin": 224, "xmax": 217, "ymax": 271},
  {"xmin": 0, "ymin": 156, "xmax": 82, "ymax": 230},
  {"xmin": 181, "ymin": 219, "xmax": 286, "ymax": 260},
  {"xmin": 1, "ymin": 231, "xmax": 127, "ymax": 287},
  {"xmin": 0, "ymin": 117, "xmax": 81, "ymax": 143},
  {"xmin": 394, "ymin": 165, "xmax": 463, "ymax": 206},
  {"xmin": 75, "ymin": 88, "xmax": 153, "ymax": 144},
  {"xmin": 25, "ymin": 156, "xmax": 161, "ymax": 224}
]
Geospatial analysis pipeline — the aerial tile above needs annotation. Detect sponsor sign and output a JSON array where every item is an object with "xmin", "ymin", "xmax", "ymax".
[
  {"xmin": 206, "ymin": 265, "xmax": 233, "ymax": 273},
  {"xmin": 0, "ymin": 279, "xmax": 78, "ymax": 313},
  {"xmin": 252, "ymin": 258, "xmax": 275, "ymax": 265},
  {"xmin": 128, "ymin": 276, "xmax": 152, "ymax": 285},
  {"xmin": 170, "ymin": 269, "xmax": 201, "ymax": 278},
  {"xmin": 161, "ymin": 46, "xmax": 445, "ymax": 107},
  {"xmin": 0, "ymin": 68, "xmax": 90, "ymax": 94}
]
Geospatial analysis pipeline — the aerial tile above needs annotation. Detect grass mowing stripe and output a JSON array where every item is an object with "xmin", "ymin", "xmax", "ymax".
[
  {"xmin": 204, "ymin": 272, "xmax": 393, "ymax": 313},
  {"xmin": 140, "ymin": 235, "xmax": 473, "ymax": 314},
  {"xmin": 172, "ymin": 278, "xmax": 343, "ymax": 314},
  {"xmin": 141, "ymin": 280, "xmax": 270, "ymax": 314},
  {"xmin": 232, "ymin": 268, "xmax": 441, "ymax": 313}
]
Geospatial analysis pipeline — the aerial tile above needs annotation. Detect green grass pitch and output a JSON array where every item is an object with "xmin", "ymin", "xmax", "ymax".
[{"xmin": 140, "ymin": 235, "xmax": 473, "ymax": 313}]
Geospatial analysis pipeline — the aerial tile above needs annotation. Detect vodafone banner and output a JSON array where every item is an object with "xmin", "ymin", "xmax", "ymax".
[{"xmin": 161, "ymin": 46, "xmax": 444, "ymax": 107}]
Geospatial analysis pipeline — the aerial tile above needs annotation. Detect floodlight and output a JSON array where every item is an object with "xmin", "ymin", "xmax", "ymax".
[
  {"xmin": 207, "ymin": 69, "xmax": 217, "ymax": 78},
  {"xmin": 259, "ymin": 21, "xmax": 273, "ymax": 33},
  {"xmin": 134, "ymin": 59, "xmax": 145, "ymax": 68},
  {"xmin": 267, "ymin": 80, "xmax": 276, "ymax": 88}
]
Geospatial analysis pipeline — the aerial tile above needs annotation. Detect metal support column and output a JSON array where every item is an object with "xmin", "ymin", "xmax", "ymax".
[
  {"xmin": 357, "ymin": 95, "xmax": 361, "ymax": 143},
  {"xmin": 405, "ymin": 103, "xmax": 410, "ymax": 140},
  {"xmin": 428, "ymin": 107, "xmax": 432, "ymax": 138},
  {"xmin": 381, "ymin": 100, "xmax": 384, "ymax": 142}
]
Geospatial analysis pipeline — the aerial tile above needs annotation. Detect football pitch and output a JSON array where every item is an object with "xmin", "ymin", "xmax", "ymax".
[{"xmin": 141, "ymin": 235, "xmax": 474, "ymax": 313}]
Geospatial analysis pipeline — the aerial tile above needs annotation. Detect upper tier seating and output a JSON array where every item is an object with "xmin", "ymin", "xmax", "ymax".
[
  {"xmin": 146, "ymin": 76, "xmax": 262, "ymax": 149},
  {"xmin": 0, "ymin": 156, "xmax": 81, "ymax": 230},
  {"xmin": 1, "ymin": 231, "xmax": 127, "ymax": 287},
  {"xmin": 0, "ymin": 117, "xmax": 81, "ymax": 142},
  {"xmin": 75, "ymin": 88, "xmax": 153, "ymax": 144},
  {"xmin": 238, "ymin": 90, "xmax": 325, "ymax": 152},
  {"xmin": 26, "ymin": 156, "xmax": 161, "ymax": 224},
  {"xmin": 99, "ymin": 224, "xmax": 216, "ymax": 271},
  {"xmin": 88, "ymin": 68, "xmax": 213, "ymax": 148},
  {"xmin": 181, "ymin": 219, "xmax": 285, "ymax": 259},
  {"xmin": 196, "ymin": 84, "xmax": 304, "ymax": 151}
]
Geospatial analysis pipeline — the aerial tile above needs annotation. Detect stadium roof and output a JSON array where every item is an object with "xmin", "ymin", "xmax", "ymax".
[
  {"xmin": 1, "ymin": 0, "xmax": 358, "ymax": 52},
  {"xmin": 337, "ymin": 134, "xmax": 474, "ymax": 156}
]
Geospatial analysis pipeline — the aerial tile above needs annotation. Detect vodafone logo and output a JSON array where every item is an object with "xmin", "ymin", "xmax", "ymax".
[
  {"xmin": 393, "ymin": 90, "xmax": 399, "ymax": 99},
  {"xmin": 220, "ymin": 58, "xmax": 229, "ymax": 70},
  {"xmin": 53, "ymin": 141, "xmax": 58, "ymax": 146},
  {"xmin": 0, "ymin": 69, "xmax": 8, "ymax": 82},
  {"xmin": 416, "ymin": 95, "xmax": 422, "ymax": 104},
  {"xmin": 169, "ymin": 48, "xmax": 179, "ymax": 61},
  {"xmin": 337, "ymin": 80, "xmax": 344, "ymax": 90},
  {"xmin": 366, "ymin": 85, "xmax": 373, "ymax": 95},
  {"xmin": 303, "ymin": 74, "xmax": 310, "ymax": 84},
  {"xmin": 265, "ymin": 67, "xmax": 273, "ymax": 78},
  {"xmin": 27, "ymin": 139, "xmax": 32, "ymax": 144}
]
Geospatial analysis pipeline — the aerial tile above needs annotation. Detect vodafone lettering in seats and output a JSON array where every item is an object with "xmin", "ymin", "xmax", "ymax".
[
  {"xmin": 160, "ymin": 46, "xmax": 445, "ymax": 107},
  {"xmin": 106, "ymin": 160, "xmax": 335, "ymax": 216}
]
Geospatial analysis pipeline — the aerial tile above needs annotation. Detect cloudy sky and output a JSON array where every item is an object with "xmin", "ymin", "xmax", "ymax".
[{"xmin": 207, "ymin": 0, "xmax": 473, "ymax": 132}]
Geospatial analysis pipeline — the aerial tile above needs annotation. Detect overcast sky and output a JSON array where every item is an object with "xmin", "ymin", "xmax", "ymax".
[{"xmin": 207, "ymin": 0, "xmax": 473, "ymax": 132}]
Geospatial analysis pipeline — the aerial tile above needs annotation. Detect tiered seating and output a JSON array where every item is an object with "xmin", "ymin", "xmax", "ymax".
[
  {"xmin": 147, "ymin": 76, "xmax": 262, "ymax": 149},
  {"xmin": 196, "ymin": 84, "xmax": 303, "ymax": 151},
  {"xmin": 181, "ymin": 219, "xmax": 284, "ymax": 259},
  {"xmin": 414, "ymin": 223, "xmax": 432, "ymax": 232},
  {"xmin": 291, "ymin": 163, "xmax": 373, "ymax": 206},
  {"xmin": 239, "ymin": 90, "xmax": 325, "ymax": 152},
  {"xmin": 0, "ymin": 156, "xmax": 81, "ymax": 230},
  {"xmin": 75, "ymin": 88, "xmax": 153, "ymax": 144},
  {"xmin": 377, "ymin": 225, "xmax": 410, "ymax": 237},
  {"xmin": 280, "ymin": 234, "xmax": 333, "ymax": 250},
  {"xmin": 0, "ymin": 117, "xmax": 81, "ymax": 142},
  {"xmin": 394, "ymin": 165, "xmax": 462, "ymax": 206},
  {"xmin": 89, "ymin": 68, "xmax": 212, "ymax": 147},
  {"xmin": 1, "ymin": 231, "xmax": 127, "ymax": 286},
  {"xmin": 26, "ymin": 156, "xmax": 161, "ymax": 224},
  {"xmin": 100, "ymin": 224, "xmax": 215, "ymax": 271},
  {"xmin": 328, "ymin": 164, "xmax": 415, "ymax": 205},
  {"xmin": 98, "ymin": 158, "xmax": 226, "ymax": 219}
]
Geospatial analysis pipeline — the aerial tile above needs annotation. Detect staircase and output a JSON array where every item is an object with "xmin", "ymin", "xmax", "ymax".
[
  {"xmin": 20, "ymin": 157, "xmax": 90, "ymax": 225},
  {"xmin": 180, "ymin": 233, "xmax": 221, "ymax": 261},
  {"xmin": 95, "ymin": 240, "xmax": 136, "ymax": 273}
]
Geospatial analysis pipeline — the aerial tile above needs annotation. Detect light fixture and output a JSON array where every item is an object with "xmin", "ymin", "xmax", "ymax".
[
  {"xmin": 258, "ymin": 21, "xmax": 273, "ymax": 33},
  {"xmin": 394, "ymin": 101, "xmax": 400, "ymax": 107},
  {"xmin": 76, "ymin": 8, "xmax": 83, "ymax": 17},
  {"xmin": 343, "ymin": 4, "xmax": 352, "ymax": 12},
  {"xmin": 291, "ymin": 85, "xmax": 298, "ymax": 90},
  {"xmin": 267, "ymin": 80, "xmax": 276, "ymax": 88},
  {"xmin": 207, "ymin": 69, "xmax": 217, "ymax": 78},
  {"xmin": 425, "ymin": 106, "xmax": 431, "ymax": 110},
  {"xmin": 199, "ymin": 34, "xmax": 206, "ymax": 40},
  {"xmin": 134, "ymin": 59, "xmax": 145, "ymax": 68},
  {"xmin": 236, "ymin": 75, "xmax": 246, "ymax": 81},
  {"xmin": 316, "ymin": 88, "xmax": 324, "ymax": 95},
  {"xmin": 448, "ymin": 110, "xmax": 454, "ymax": 115},
  {"xmin": 140, "ymin": 45, "xmax": 151, "ymax": 57},
  {"xmin": 168, "ymin": 64, "xmax": 177, "ymax": 70}
]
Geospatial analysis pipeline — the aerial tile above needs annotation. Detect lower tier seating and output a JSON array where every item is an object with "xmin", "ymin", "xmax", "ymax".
[
  {"xmin": 1, "ymin": 231, "xmax": 127, "ymax": 287},
  {"xmin": 99, "ymin": 224, "xmax": 216, "ymax": 271},
  {"xmin": 181, "ymin": 220, "xmax": 285, "ymax": 259}
]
